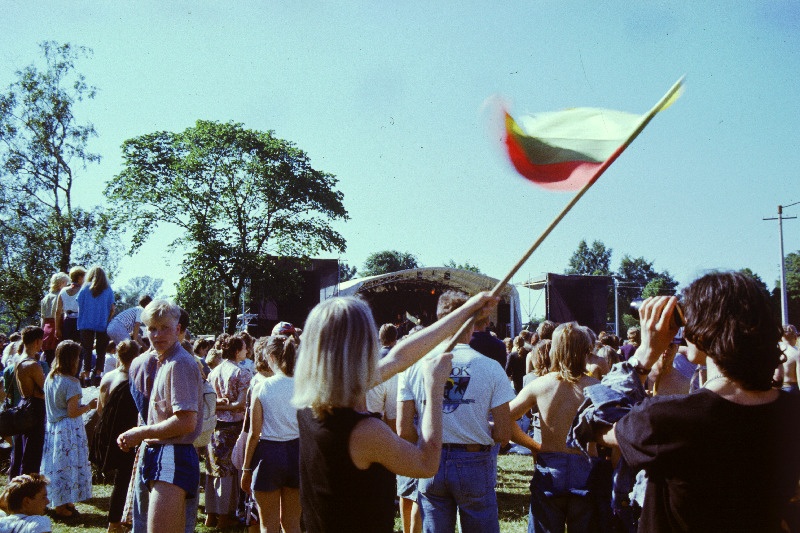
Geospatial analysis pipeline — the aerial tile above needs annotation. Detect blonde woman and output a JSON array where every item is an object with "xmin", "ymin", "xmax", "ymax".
[
  {"xmin": 40, "ymin": 272, "xmax": 70, "ymax": 366},
  {"xmin": 293, "ymin": 293, "xmax": 497, "ymax": 532}
]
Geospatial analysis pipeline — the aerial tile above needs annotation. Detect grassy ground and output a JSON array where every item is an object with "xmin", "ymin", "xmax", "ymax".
[{"xmin": 0, "ymin": 451, "xmax": 533, "ymax": 532}]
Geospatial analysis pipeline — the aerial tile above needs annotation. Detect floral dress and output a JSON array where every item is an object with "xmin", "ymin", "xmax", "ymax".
[
  {"xmin": 41, "ymin": 374, "xmax": 92, "ymax": 507},
  {"xmin": 206, "ymin": 359, "xmax": 251, "ymax": 477}
]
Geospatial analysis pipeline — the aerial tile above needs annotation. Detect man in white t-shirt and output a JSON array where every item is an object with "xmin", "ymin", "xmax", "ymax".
[{"xmin": 398, "ymin": 291, "xmax": 514, "ymax": 533}]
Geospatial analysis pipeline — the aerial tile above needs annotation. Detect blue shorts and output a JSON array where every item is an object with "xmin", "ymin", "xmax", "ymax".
[
  {"xmin": 251, "ymin": 439, "xmax": 300, "ymax": 492},
  {"xmin": 397, "ymin": 474, "xmax": 418, "ymax": 500},
  {"xmin": 141, "ymin": 443, "xmax": 200, "ymax": 498}
]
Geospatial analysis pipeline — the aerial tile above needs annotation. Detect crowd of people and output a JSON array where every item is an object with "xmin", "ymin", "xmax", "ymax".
[{"xmin": 0, "ymin": 268, "xmax": 798, "ymax": 533}]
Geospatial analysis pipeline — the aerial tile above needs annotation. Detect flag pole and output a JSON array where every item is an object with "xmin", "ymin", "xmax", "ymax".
[{"xmin": 443, "ymin": 76, "xmax": 684, "ymax": 351}]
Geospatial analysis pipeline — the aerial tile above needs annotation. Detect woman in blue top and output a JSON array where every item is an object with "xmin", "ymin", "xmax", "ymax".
[{"xmin": 76, "ymin": 266, "xmax": 115, "ymax": 386}]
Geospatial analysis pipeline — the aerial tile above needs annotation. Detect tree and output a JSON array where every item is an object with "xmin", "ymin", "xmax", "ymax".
[
  {"xmin": 361, "ymin": 250, "xmax": 419, "ymax": 277},
  {"xmin": 616, "ymin": 255, "xmax": 677, "ymax": 328},
  {"xmin": 115, "ymin": 276, "xmax": 165, "ymax": 312},
  {"xmin": 105, "ymin": 120, "xmax": 348, "ymax": 333},
  {"xmin": 338, "ymin": 262, "xmax": 358, "ymax": 282},
  {"xmin": 445, "ymin": 259, "xmax": 481, "ymax": 274},
  {"xmin": 776, "ymin": 252, "xmax": 800, "ymax": 325},
  {"xmin": 565, "ymin": 239, "xmax": 612, "ymax": 276},
  {"xmin": 0, "ymin": 41, "xmax": 118, "ymax": 327}
]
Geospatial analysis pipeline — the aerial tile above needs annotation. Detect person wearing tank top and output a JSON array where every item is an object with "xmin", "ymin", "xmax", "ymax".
[{"xmin": 291, "ymin": 293, "xmax": 498, "ymax": 533}]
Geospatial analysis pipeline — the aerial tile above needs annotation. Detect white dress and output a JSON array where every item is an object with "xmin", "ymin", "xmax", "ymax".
[{"xmin": 41, "ymin": 374, "xmax": 93, "ymax": 507}]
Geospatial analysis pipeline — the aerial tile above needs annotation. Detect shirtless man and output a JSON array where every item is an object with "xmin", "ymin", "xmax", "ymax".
[
  {"xmin": 10, "ymin": 326, "xmax": 47, "ymax": 478},
  {"xmin": 509, "ymin": 322, "xmax": 600, "ymax": 532},
  {"xmin": 780, "ymin": 325, "xmax": 800, "ymax": 394},
  {"xmin": 647, "ymin": 335, "xmax": 690, "ymax": 396}
]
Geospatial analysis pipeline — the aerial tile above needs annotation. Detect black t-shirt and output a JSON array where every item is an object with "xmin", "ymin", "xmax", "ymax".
[
  {"xmin": 298, "ymin": 407, "xmax": 396, "ymax": 533},
  {"xmin": 615, "ymin": 389, "xmax": 800, "ymax": 532}
]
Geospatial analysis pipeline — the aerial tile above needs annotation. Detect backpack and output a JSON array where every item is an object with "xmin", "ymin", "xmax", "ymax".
[{"xmin": 193, "ymin": 379, "xmax": 217, "ymax": 448}]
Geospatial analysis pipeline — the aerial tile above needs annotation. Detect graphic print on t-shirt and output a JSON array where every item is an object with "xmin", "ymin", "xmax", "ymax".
[{"xmin": 443, "ymin": 364, "xmax": 474, "ymax": 414}]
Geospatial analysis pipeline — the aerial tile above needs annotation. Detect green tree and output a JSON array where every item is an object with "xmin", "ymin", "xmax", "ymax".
[
  {"xmin": 565, "ymin": 239, "xmax": 612, "ymax": 276},
  {"xmin": 445, "ymin": 259, "xmax": 481, "ymax": 274},
  {"xmin": 115, "ymin": 276, "xmax": 165, "ymax": 312},
  {"xmin": 105, "ymin": 120, "xmax": 348, "ymax": 333},
  {"xmin": 777, "ymin": 252, "xmax": 800, "ymax": 325},
  {"xmin": 616, "ymin": 255, "xmax": 677, "ymax": 328},
  {"xmin": 361, "ymin": 250, "xmax": 419, "ymax": 277},
  {"xmin": 0, "ymin": 41, "xmax": 118, "ymax": 327},
  {"xmin": 338, "ymin": 262, "xmax": 358, "ymax": 282}
]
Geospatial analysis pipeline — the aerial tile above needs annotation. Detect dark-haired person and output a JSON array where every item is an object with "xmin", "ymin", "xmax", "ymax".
[
  {"xmin": 241, "ymin": 335, "xmax": 301, "ymax": 533},
  {"xmin": 598, "ymin": 272, "xmax": 800, "ymax": 532},
  {"xmin": 0, "ymin": 473, "xmax": 52, "ymax": 532},
  {"xmin": 107, "ymin": 295, "xmax": 152, "ymax": 345},
  {"xmin": 94, "ymin": 340, "xmax": 141, "ymax": 533},
  {"xmin": 41, "ymin": 340, "xmax": 97, "ymax": 518},
  {"xmin": 204, "ymin": 334, "xmax": 251, "ymax": 529},
  {"xmin": 9, "ymin": 326, "xmax": 47, "ymax": 480},
  {"xmin": 77, "ymin": 266, "xmax": 115, "ymax": 386}
]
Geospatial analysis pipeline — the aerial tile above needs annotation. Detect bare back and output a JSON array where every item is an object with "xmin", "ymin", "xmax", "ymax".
[
  {"xmin": 780, "ymin": 342, "xmax": 799, "ymax": 385},
  {"xmin": 16, "ymin": 358, "xmax": 45, "ymax": 399},
  {"xmin": 513, "ymin": 373, "xmax": 598, "ymax": 454}
]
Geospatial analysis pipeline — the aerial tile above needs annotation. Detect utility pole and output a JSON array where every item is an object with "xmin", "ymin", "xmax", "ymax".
[{"xmin": 764, "ymin": 203, "xmax": 798, "ymax": 325}]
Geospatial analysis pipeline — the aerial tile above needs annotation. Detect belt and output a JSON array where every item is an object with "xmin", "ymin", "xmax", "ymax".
[{"xmin": 442, "ymin": 443, "xmax": 492, "ymax": 452}]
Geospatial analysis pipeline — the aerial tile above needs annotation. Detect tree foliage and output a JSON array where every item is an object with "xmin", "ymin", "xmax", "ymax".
[
  {"xmin": 361, "ymin": 250, "xmax": 419, "ymax": 277},
  {"xmin": 616, "ymin": 254, "xmax": 678, "ymax": 327},
  {"xmin": 115, "ymin": 276, "xmax": 165, "ymax": 312},
  {"xmin": 105, "ymin": 120, "xmax": 348, "ymax": 333},
  {"xmin": 338, "ymin": 262, "xmax": 358, "ymax": 282},
  {"xmin": 565, "ymin": 239, "xmax": 612, "ymax": 276},
  {"xmin": 0, "ymin": 41, "xmax": 118, "ymax": 328},
  {"xmin": 445, "ymin": 259, "xmax": 481, "ymax": 274}
]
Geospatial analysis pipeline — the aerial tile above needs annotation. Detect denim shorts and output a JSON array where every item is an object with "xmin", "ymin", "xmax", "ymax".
[
  {"xmin": 397, "ymin": 474, "xmax": 418, "ymax": 500},
  {"xmin": 141, "ymin": 443, "xmax": 200, "ymax": 498},
  {"xmin": 251, "ymin": 438, "xmax": 300, "ymax": 492}
]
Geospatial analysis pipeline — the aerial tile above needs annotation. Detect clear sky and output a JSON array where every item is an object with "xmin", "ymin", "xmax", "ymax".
[{"xmin": 3, "ymin": 1, "xmax": 799, "ymax": 321}]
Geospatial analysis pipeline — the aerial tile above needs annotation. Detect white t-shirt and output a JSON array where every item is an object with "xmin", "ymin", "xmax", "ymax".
[
  {"xmin": 366, "ymin": 373, "xmax": 398, "ymax": 421},
  {"xmin": 256, "ymin": 373, "xmax": 298, "ymax": 441},
  {"xmin": 0, "ymin": 513, "xmax": 52, "ymax": 533},
  {"xmin": 398, "ymin": 343, "xmax": 515, "ymax": 446},
  {"xmin": 58, "ymin": 287, "xmax": 79, "ymax": 314}
]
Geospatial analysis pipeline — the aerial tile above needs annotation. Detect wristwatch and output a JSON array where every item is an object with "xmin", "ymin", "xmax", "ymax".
[{"xmin": 631, "ymin": 358, "xmax": 651, "ymax": 376}]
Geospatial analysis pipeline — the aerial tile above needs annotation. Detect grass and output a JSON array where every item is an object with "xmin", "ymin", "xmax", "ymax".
[{"xmin": 0, "ymin": 451, "xmax": 533, "ymax": 532}]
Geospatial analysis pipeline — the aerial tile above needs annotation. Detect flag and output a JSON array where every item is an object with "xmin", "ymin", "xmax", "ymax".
[{"xmin": 504, "ymin": 79, "xmax": 683, "ymax": 191}]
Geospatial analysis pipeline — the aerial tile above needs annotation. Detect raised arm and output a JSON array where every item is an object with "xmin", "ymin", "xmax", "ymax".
[
  {"xmin": 352, "ymin": 351, "xmax": 452, "ymax": 479},
  {"xmin": 629, "ymin": 296, "xmax": 680, "ymax": 384},
  {"xmin": 377, "ymin": 292, "xmax": 498, "ymax": 383}
]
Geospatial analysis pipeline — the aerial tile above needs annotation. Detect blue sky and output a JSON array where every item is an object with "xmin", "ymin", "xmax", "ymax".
[{"xmin": 3, "ymin": 1, "xmax": 800, "ymax": 321}]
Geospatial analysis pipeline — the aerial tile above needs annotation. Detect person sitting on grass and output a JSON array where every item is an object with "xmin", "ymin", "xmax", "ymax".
[{"xmin": 0, "ymin": 473, "xmax": 52, "ymax": 532}]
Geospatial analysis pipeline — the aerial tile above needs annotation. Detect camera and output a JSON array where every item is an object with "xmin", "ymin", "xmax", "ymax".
[{"xmin": 630, "ymin": 298, "xmax": 685, "ymax": 328}]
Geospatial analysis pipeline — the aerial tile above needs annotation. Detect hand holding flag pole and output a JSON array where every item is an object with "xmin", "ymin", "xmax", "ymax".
[{"xmin": 442, "ymin": 76, "xmax": 685, "ymax": 352}]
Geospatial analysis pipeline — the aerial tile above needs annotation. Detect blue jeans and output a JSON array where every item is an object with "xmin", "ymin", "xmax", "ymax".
[
  {"xmin": 418, "ymin": 447, "xmax": 499, "ymax": 533},
  {"xmin": 528, "ymin": 452, "xmax": 600, "ymax": 533}
]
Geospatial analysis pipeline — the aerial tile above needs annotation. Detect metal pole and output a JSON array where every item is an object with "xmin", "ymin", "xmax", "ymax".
[
  {"xmin": 779, "ymin": 205, "xmax": 789, "ymax": 325},
  {"xmin": 614, "ymin": 278, "xmax": 620, "ymax": 336}
]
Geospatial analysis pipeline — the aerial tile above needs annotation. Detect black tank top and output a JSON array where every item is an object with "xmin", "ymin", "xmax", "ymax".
[{"xmin": 298, "ymin": 407, "xmax": 395, "ymax": 533}]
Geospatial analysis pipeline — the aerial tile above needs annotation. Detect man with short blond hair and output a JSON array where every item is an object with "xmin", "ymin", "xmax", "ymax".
[{"xmin": 118, "ymin": 300, "xmax": 204, "ymax": 533}]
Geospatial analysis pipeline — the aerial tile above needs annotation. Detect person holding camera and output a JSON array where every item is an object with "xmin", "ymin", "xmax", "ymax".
[{"xmin": 598, "ymin": 271, "xmax": 800, "ymax": 532}]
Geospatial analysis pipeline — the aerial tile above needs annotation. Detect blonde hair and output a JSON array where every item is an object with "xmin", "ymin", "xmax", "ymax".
[
  {"xmin": 49, "ymin": 272, "xmax": 70, "ymax": 293},
  {"xmin": 292, "ymin": 297, "xmax": 380, "ymax": 418},
  {"xmin": 140, "ymin": 299, "xmax": 181, "ymax": 326},
  {"xmin": 550, "ymin": 322, "xmax": 591, "ymax": 383}
]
